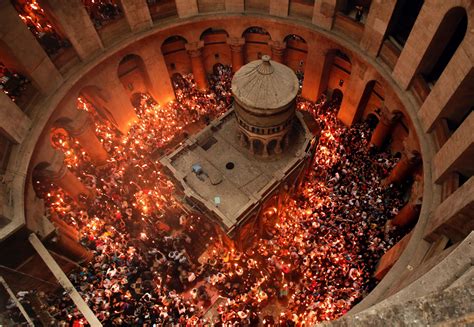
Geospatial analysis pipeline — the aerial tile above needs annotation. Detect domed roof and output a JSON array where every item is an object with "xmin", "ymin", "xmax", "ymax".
[{"xmin": 231, "ymin": 55, "xmax": 299, "ymax": 114}]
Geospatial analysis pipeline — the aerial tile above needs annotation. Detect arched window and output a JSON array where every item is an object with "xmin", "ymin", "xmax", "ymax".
[
  {"xmin": 386, "ymin": 0, "xmax": 424, "ymax": 48},
  {"xmin": 418, "ymin": 7, "xmax": 468, "ymax": 86}
]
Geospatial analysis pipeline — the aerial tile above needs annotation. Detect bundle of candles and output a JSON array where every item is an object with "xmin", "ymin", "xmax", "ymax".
[{"xmin": 15, "ymin": 65, "xmax": 407, "ymax": 326}]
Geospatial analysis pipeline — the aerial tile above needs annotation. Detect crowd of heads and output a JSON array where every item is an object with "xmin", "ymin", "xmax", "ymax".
[
  {"xmin": 82, "ymin": 0, "xmax": 123, "ymax": 29},
  {"xmin": 0, "ymin": 62, "xmax": 30, "ymax": 102},
  {"xmin": 12, "ymin": 0, "xmax": 70, "ymax": 56},
  {"xmin": 6, "ymin": 64, "xmax": 409, "ymax": 326}
]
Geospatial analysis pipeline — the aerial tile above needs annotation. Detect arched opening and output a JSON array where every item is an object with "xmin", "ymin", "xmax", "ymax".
[
  {"xmin": 200, "ymin": 28, "xmax": 230, "ymax": 73},
  {"xmin": 417, "ymin": 7, "xmax": 468, "ymax": 87},
  {"xmin": 331, "ymin": 88, "xmax": 344, "ymax": 106},
  {"xmin": 242, "ymin": 26, "xmax": 271, "ymax": 62},
  {"xmin": 267, "ymin": 139, "xmax": 278, "ymax": 155},
  {"xmin": 365, "ymin": 113, "xmax": 379, "ymax": 130},
  {"xmin": 327, "ymin": 49, "xmax": 352, "ymax": 95},
  {"xmin": 161, "ymin": 36, "xmax": 191, "ymax": 77},
  {"xmin": 117, "ymin": 54, "xmax": 153, "ymax": 100},
  {"xmin": 252, "ymin": 139, "xmax": 264, "ymax": 155},
  {"xmin": 284, "ymin": 34, "xmax": 308, "ymax": 86},
  {"xmin": 146, "ymin": 0, "xmax": 177, "ymax": 22},
  {"xmin": 0, "ymin": 41, "xmax": 37, "ymax": 108},
  {"xmin": 336, "ymin": 0, "xmax": 372, "ymax": 23},
  {"xmin": 11, "ymin": 0, "xmax": 76, "ymax": 65},
  {"xmin": 385, "ymin": 0, "xmax": 424, "ymax": 48},
  {"xmin": 350, "ymin": 80, "xmax": 380, "ymax": 123},
  {"xmin": 81, "ymin": 0, "xmax": 123, "ymax": 30}
]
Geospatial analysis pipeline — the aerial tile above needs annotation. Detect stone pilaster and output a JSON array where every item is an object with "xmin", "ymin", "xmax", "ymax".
[
  {"xmin": 359, "ymin": 0, "xmax": 397, "ymax": 56},
  {"xmin": 384, "ymin": 150, "xmax": 421, "ymax": 186},
  {"xmin": 175, "ymin": 0, "xmax": 198, "ymax": 18},
  {"xmin": 227, "ymin": 37, "xmax": 245, "ymax": 73},
  {"xmin": 225, "ymin": 0, "xmax": 244, "ymax": 12},
  {"xmin": 301, "ymin": 43, "xmax": 332, "ymax": 101},
  {"xmin": 337, "ymin": 62, "xmax": 373, "ymax": 126},
  {"xmin": 269, "ymin": 41, "xmax": 286, "ymax": 64},
  {"xmin": 63, "ymin": 111, "xmax": 108, "ymax": 166},
  {"xmin": 369, "ymin": 110, "xmax": 401, "ymax": 149},
  {"xmin": 0, "ymin": 92, "xmax": 31, "ymax": 144},
  {"xmin": 42, "ymin": 0, "xmax": 103, "ymax": 60},
  {"xmin": 312, "ymin": 0, "xmax": 337, "ymax": 30},
  {"xmin": 269, "ymin": 0, "xmax": 289, "ymax": 17},
  {"xmin": 136, "ymin": 42, "xmax": 175, "ymax": 104},
  {"xmin": 186, "ymin": 41, "xmax": 209, "ymax": 90},
  {"xmin": 120, "ymin": 0, "xmax": 153, "ymax": 32}
]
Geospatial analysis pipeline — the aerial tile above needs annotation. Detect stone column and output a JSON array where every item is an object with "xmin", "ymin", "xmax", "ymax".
[
  {"xmin": 432, "ymin": 111, "xmax": 474, "ymax": 184},
  {"xmin": 337, "ymin": 62, "xmax": 373, "ymax": 126},
  {"xmin": 374, "ymin": 231, "xmax": 412, "ymax": 280},
  {"xmin": 120, "ymin": 0, "xmax": 152, "ymax": 32},
  {"xmin": 51, "ymin": 225, "xmax": 93, "ymax": 263},
  {"xmin": 384, "ymin": 150, "xmax": 421, "ymax": 186},
  {"xmin": 64, "ymin": 112, "xmax": 108, "ymax": 166},
  {"xmin": 269, "ymin": 0, "xmax": 289, "ymax": 17},
  {"xmin": 175, "ymin": 0, "xmax": 198, "ymax": 18},
  {"xmin": 275, "ymin": 139, "xmax": 283, "ymax": 154},
  {"xmin": 424, "ymin": 176, "xmax": 474, "ymax": 242},
  {"xmin": 41, "ymin": 0, "xmax": 103, "ymax": 60},
  {"xmin": 225, "ymin": 0, "xmax": 244, "ymax": 12},
  {"xmin": 91, "ymin": 65, "xmax": 139, "ymax": 134},
  {"xmin": 301, "ymin": 43, "xmax": 332, "ymax": 101},
  {"xmin": 136, "ymin": 42, "xmax": 175, "ymax": 104},
  {"xmin": 369, "ymin": 111, "xmax": 401, "ymax": 149},
  {"xmin": 312, "ymin": 0, "xmax": 337, "ymax": 30},
  {"xmin": 0, "ymin": 1, "xmax": 62, "ymax": 94},
  {"xmin": 0, "ymin": 92, "xmax": 31, "ymax": 143},
  {"xmin": 227, "ymin": 37, "xmax": 245, "ymax": 73},
  {"xmin": 38, "ymin": 158, "xmax": 92, "ymax": 202},
  {"xmin": 269, "ymin": 41, "xmax": 286, "ymax": 64},
  {"xmin": 186, "ymin": 41, "xmax": 209, "ymax": 90},
  {"xmin": 359, "ymin": 0, "xmax": 397, "ymax": 56},
  {"xmin": 391, "ymin": 199, "xmax": 421, "ymax": 228},
  {"xmin": 262, "ymin": 142, "xmax": 269, "ymax": 157},
  {"xmin": 50, "ymin": 212, "xmax": 79, "ymax": 241}
]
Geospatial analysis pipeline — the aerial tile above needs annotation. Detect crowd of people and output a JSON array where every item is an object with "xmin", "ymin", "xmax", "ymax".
[
  {"xmin": 13, "ymin": 0, "xmax": 70, "ymax": 56},
  {"xmin": 6, "ymin": 64, "xmax": 409, "ymax": 326},
  {"xmin": 0, "ymin": 62, "xmax": 30, "ymax": 102},
  {"xmin": 82, "ymin": 0, "xmax": 123, "ymax": 29}
]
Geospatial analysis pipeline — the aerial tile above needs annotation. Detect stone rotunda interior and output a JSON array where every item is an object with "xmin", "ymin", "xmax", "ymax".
[{"xmin": 0, "ymin": 0, "xmax": 473, "ymax": 326}]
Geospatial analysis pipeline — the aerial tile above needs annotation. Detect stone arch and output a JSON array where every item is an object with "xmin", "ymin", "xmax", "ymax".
[
  {"xmin": 385, "ymin": 0, "xmax": 425, "ymax": 48},
  {"xmin": 417, "ymin": 7, "xmax": 468, "ymax": 87},
  {"xmin": 161, "ymin": 35, "xmax": 191, "ymax": 76},
  {"xmin": 251, "ymin": 139, "xmax": 264, "ymax": 155},
  {"xmin": 242, "ymin": 26, "xmax": 272, "ymax": 62},
  {"xmin": 267, "ymin": 139, "xmax": 278, "ymax": 155},
  {"xmin": 199, "ymin": 28, "xmax": 231, "ymax": 72},
  {"xmin": 117, "ymin": 54, "xmax": 153, "ymax": 99}
]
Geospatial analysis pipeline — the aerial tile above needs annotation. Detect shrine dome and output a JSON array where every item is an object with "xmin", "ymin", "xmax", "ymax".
[{"xmin": 231, "ymin": 55, "xmax": 299, "ymax": 115}]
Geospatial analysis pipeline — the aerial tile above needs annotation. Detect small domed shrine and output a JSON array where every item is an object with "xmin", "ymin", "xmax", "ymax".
[{"xmin": 232, "ymin": 55, "xmax": 300, "ymax": 156}]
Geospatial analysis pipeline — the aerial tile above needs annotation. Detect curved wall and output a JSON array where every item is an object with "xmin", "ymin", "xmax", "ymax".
[{"xmin": 0, "ymin": 0, "xmax": 472, "ymax": 318}]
